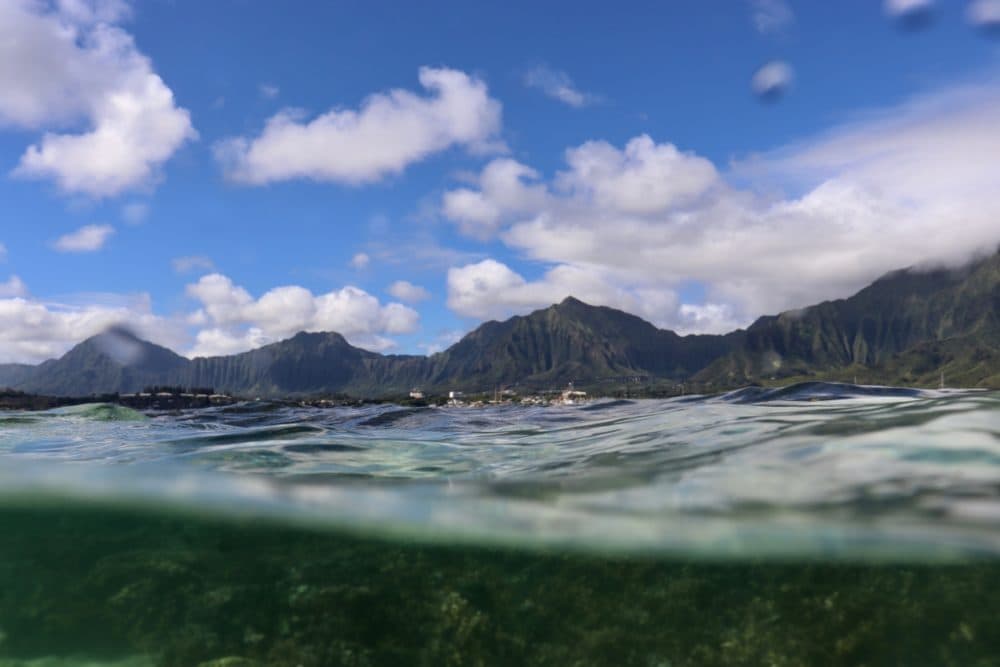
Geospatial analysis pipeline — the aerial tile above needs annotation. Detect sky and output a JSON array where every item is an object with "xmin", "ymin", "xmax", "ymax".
[{"xmin": 2, "ymin": 0, "xmax": 1000, "ymax": 364}]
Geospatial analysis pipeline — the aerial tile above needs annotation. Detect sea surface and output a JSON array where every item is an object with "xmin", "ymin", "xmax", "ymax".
[{"xmin": 2, "ymin": 382, "xmax": 1000, "ymax": 666}]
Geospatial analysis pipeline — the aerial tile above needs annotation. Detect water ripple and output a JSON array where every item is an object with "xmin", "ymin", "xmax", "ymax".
[{"xmin": 1, "ymin": 383, "xmax": 998, "ymax": 558}]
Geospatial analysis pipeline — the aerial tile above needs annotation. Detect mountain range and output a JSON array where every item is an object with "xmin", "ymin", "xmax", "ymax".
[{"xmin": 3, "ymin": 250, "xmax": 998, "ymax": 397}]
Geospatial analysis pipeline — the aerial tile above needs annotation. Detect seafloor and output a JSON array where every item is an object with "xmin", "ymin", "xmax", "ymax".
[{"xmin": 1, "ymin": 502, "xmax": 999, "ymax": 667}]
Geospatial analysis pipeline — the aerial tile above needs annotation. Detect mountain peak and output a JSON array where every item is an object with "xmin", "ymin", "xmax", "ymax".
[
  {"xmin": 284, "ymin": 330, "xmax": 352, "ymax": 347},
  {"xmin": 81, "ymin": 326, "xmax": 165, "ymax": 367}
]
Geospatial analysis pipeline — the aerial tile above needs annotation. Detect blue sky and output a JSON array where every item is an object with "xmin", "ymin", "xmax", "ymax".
[{"xmin": 2, "ymin": 0, "xmax": 1000, "ymax": 363}]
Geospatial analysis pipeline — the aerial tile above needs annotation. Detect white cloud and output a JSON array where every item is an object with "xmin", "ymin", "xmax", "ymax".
[
  {"xmin": 884, "ymin": 0, "xmax": 933, "ymax": 18},
  {"xmin": 53, "ymin": 224, "xmax": 115, "ymax": 252},
  {"xmin": 442, "ymin": 158, "xmax": 546, "ymax": 237},
  {"xmin": 523, "ymin": 65, "xmax": 598, "ymax": 108},
  {"xmin": 171, "ymin": 255, "xmax": 215, "ymax": 274},
  {"xmin": 441, "ymin": 79, "xmax": 1000, "ymax": 332},
  {"xmin": 187, "ymin": 326, "xmax": 271, "ymax": 358},
  {"xmin": 0, "ymin": 276, "xmax": 27, "ymax": 298},
  {"xmin": 259, "ymin": 83, "xmax": 280, "ymax": 99},
  {"xmin": 2, "ymin": 0, "xmax": 196, "ymax": 197},
  {"xmin": 185, "ymin": 273, "xmax": 420, "ymax": 357},
  {"xmin": 0, "ymin": 243, "xmax": 6, "ymax": 262},
  {"xmin": 968, "ymin": 0, "xmax": 1000, "ymax": 29},
  {"xmin": 387, "ymin": 280, "xmax": 431, "ymax": 303},
  {"xmin": 215, "ymin": 67, "xmax": 503, "ymax": 186},
  {"xmin": 120, "ymin": 201, "xmax": 148, "ymax": 224},
  {"xmin": 557, "ymin": 135, "xmax": 718, "ymax": 214},
  {"xmin": 751, "ymin": 61, "xmax": 794, "ymax": 100},
  {"xmin": 0, "ymin": 273, "xmax": 421, "ymax": 364},
  {"xmin": 448, "ymin": 259, "xmax": 693, "ymax": 329},
  {"xmin": 750, "ymin": 0, "xmax": 794, "ymax": 34},
  {"xmin": 418, "ymin": 329, "xmax": 463, "ymax": 355},
  {"xmin": 0, "ymin": 288, "xmax": 181, "ymax": 364},
  {"xmin": 349, "ymin": 252, "xmax": 371, "ymax": 270},
  {"xmin": 55, "ymin": 0, "xmax": 131, "ymax": 25}
]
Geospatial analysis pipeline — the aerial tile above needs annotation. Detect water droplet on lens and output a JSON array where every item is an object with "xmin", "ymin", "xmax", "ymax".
[
  {"xmin": 884, "ymin": 0, "xmax": 935, "ymax": 31},
  {"xmin": 968, "ymin": 0, "xmax": 1000, "ymax": 36},
  {"xmin": 94, "ymin": 326, "xmax": 146, "ymax": 366},
  {"xmin": 751, "ymin": 61, "xmax": 794, "ymax": 103}
]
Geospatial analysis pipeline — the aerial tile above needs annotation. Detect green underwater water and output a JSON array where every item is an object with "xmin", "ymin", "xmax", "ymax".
[{"xmin": 2, "ymin": 501, "xmax": 1000, "ymax": 667}]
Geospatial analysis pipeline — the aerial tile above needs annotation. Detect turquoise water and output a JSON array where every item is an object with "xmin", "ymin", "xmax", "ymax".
[{"xmin": 2, "ymin": 383, "xmax": 1000, "ymax": 665}]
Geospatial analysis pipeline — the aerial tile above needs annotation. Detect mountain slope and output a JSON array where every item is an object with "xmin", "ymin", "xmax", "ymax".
[
  {"xmin": 181, "ymin": 331, "xmax": 433, "ymax": 397},
  {"xmin": 4, "ymin": 299, "xmax": 742, "ymax": 397},
  {"xmin": 429, "ymin": 297, "xmax": 742, "ymax": 389},
  {"xmin": 7, "ymin": 251, "xmax": 1000, "ymax": 397},
  {"xmin": 697, "ymin": 250, "xmax": 1000, "ymax": 385},
  {"xmin": 16, "ymin": 328, "xmax": 190, "ymax": 396},
  {"xmin": 0, "ymin": 364, "xmax": 35, "ymax": 388}
]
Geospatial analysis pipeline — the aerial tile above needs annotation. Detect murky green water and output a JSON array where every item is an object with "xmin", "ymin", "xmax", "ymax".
[{"xmin": 2, "ymin": 384, "xmax": 1000, "ymax": 665}]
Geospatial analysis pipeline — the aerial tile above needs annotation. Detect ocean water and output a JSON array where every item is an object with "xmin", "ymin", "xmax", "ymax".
[{"xmin": 2, "ymin": 383, "xmax": 1000, "ymax": 666}]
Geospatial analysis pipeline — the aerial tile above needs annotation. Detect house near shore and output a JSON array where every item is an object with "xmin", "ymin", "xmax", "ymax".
[{"xmin": 559, "ymin": 389, "xmax": 588, "ymax": 405}]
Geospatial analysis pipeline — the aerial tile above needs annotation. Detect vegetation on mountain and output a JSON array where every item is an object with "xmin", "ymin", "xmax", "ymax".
[
  {"xmin": 696, "ymin": 249, "xmax": 1000, "ymax": 388},
  {"xmin": 3, "ymin": 250, "xmax": 998, "ymax": 397}
]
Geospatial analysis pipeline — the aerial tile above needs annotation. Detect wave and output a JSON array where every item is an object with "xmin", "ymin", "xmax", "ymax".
[{"xmin": 0, "ymin": 386, "xmax": 998, "ymax": 559}]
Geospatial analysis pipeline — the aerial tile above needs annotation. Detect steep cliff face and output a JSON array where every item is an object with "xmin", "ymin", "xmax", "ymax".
[
  {"xmin": 180, "ymin": 331, "xmax": 437, "ymax": 397},
  {"xmin": 698, "ymin": 250, "xmax": 1000, "ymax": 384},
  {"xmin": 0, "ymin": 364, "xmax": 35, "ymax": 388},
  {"xmin": 5, "ymin": 299, "xmax": 741, "ymax": 397},
  {"xmin": 430, "ymin": 297, "xmax": 741, "ymax": 389},
  {"xmin": 15, "ymin": 328, "xmax": 190, "ymax": 396},
  {"xmin": 8, "ymin": 250, "xmax": 1000, "ymax": 397}
]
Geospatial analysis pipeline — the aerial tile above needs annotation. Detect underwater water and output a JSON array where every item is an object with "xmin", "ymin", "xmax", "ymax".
[{"xmin": 2, "ymin": 383, "xmax": 1000, "ymax": 666}]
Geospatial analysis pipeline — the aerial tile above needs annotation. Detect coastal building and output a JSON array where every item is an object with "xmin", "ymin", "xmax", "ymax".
[
  {"xmin": 559, "ymin": 389, "xmax": 588, "ymax": 405},
  {"xmin": 409, "ymin": 389, "xmax": 425, "ymax": 399}
]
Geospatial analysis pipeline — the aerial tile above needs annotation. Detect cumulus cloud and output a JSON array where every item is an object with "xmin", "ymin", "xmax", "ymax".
[
  {"xmin": 0, "ymin": 276, "xmax": 28, "ymax": 298},
  {"xmin": 523, "ymin": 65, "xmax": 598, "ymax": 108},
  {"xmin": 171, "ymin": 255, "xmax": 215, "ymax": 274},
  {"xmin": 442, "ymin": 158, "xmax": 547, "ymax": 238},
  {"xmin": 440, "ymin": 79, "xmax": 1000, "ymax": 332},
  {"xmin": 53, "ymin": 224, "xmax": 115, "ymax": 252},
  {"xmin": 0, "ymin": 243, "xmax": 6, "ymax": 262},
  {"xmin": 387, "ymin": 280, "xmax": 431, "ymax": 303},
  {"xmin": 0, "ymin": 288, "xmax": 181, "ymax": 364},
  {"xmin": 446, "ymin": 259, "xmax": 652, "ymax": 322},
  {"xmin": 55, "ymin": 0, "xmax": 131, "ymax": 25},
  {"xmin": 185, "ymin": 273, "xmax": 420, "ymax": 357},
  {"xmin": 2, "ymin": 0, "xmax": 196, "ymax": 197},
  {"xmin": 259, "ymin": 83, "xmax": 280, "ymax": 99},
  {"xmin": 750, "ymin": 0, "xmax": 794, "ymax": 34},
  {"xmin": 215, "ymin": 67, "xmax": 503, "ymax": 186},
  {"xmin": 558, "ymin": 135, "xmax": 719, "ymax": 214}
]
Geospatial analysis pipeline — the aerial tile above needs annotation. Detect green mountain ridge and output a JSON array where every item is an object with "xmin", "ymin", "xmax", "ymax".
[
  {"xmin": 4, "ymin": 250, "xmax": 999, "ymax": 397},
  {"xmin": 696, "ymin": 249, "xmax": 1000, "ymax": 386}
]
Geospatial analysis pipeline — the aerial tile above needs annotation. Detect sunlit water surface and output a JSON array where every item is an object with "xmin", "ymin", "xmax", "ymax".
[{"xmin": 2, "ymin": 383, "xmax": 1000, "ymax": 666}]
